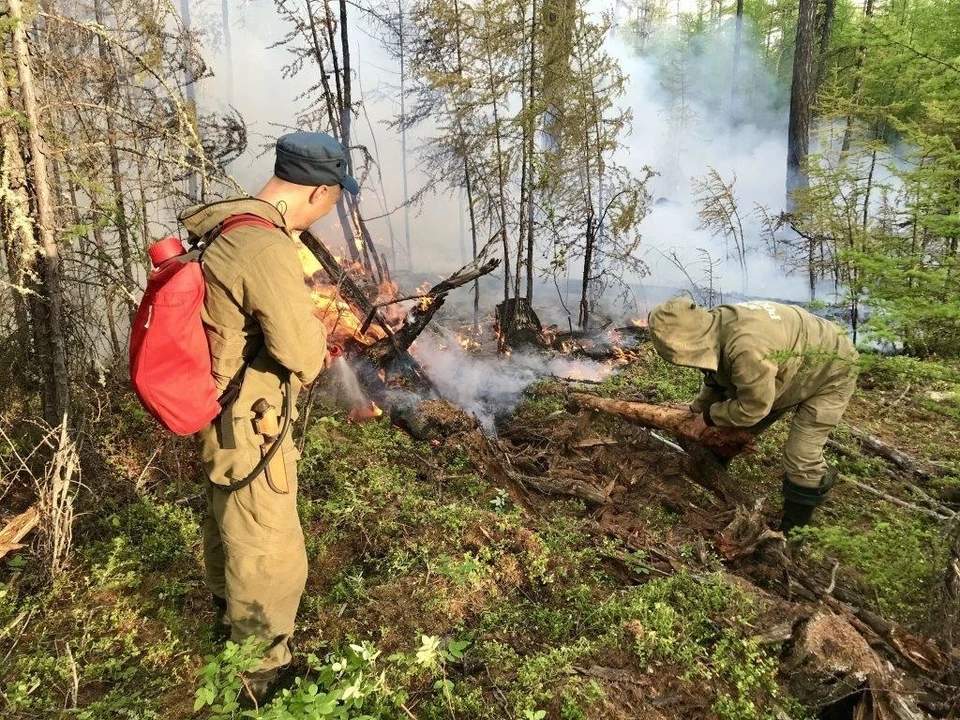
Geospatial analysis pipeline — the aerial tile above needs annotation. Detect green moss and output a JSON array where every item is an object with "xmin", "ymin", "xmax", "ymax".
[{"xmin": 797, "ymin": 513, "xmax": 943, "ymax": 623}]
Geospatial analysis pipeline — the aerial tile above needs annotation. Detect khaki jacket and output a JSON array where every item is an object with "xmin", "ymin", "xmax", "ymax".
[
  {"xmin": 180, "ymin": 197, "xmax": 327, "ymax": 485},
  {"xmin": 650, "ymin": 299, "xmax": 858, "ymax": 428}
]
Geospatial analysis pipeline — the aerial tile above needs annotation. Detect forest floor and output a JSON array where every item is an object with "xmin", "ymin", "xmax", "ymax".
[{"xmin": 1, "ymin": 339, "xmax": 959, "ymax": 719}]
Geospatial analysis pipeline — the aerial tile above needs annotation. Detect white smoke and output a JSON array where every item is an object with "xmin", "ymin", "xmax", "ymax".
[
  {"xmin": 410, "ymin": 329, "xmax": 616, "ymax": 431},
  {"xmin": 195, "ymin": 3, "xmax": 821, "ymax": 304},
  {"xmin": 608, "ymin": 21, "xmax": 812, "ymax": 301}
]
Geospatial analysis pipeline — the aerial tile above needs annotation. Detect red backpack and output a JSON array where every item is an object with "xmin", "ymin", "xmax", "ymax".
[{"xmin": 129, "ymin": 214, "xmax": 277, "ymax": 435}]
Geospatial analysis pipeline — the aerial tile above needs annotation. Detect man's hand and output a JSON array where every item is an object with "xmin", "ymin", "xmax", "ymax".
[{"xmin": 688, "ymin": 411, "xmax": 709, "ymax": 437}]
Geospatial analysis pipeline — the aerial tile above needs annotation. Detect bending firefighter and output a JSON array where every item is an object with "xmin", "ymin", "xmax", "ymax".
[
  {"xmin": 647, "ymin": 298, "xmax": 860, "ymax": 533},
  {"xmin": 182, "ymin": 132, "xmax": 358, "ymax": 705}
]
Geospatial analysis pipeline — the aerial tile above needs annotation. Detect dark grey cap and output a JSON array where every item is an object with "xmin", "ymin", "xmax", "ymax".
[{"xmin": 274, "ymin": 131, "xmax": 359, "ymax": 195}]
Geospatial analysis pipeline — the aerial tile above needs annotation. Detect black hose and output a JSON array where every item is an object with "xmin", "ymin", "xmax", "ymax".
[{"xmin": 211, "ymin": 373, "xmax": 294, "ymax": 494}]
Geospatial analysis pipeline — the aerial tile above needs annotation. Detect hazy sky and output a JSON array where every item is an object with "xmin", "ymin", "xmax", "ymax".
[{"xmin": 196, "ymin": 0, "xmax": 812, "ymax": 309}]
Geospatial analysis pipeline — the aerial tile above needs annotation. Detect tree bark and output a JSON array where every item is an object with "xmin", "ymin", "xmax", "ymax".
[
  {"xmin": 10, "ymin": 0, "xmax": 70, "ymax": 425},
  {"xmin": 0, "ymin": 59, "xmax": 33, "ymax": 356},
  {"xmin": 179, "ymin": 0, "xmax": 199, "ymax": 200},
  {"xmin": 524, "ymin": 0, "xmax": 537, "ymax": 302},
  {"xmin": 815, "ymin": 0, "xmax": 836, "ymax": 89},
  {"xmin": 786, "ymin": 0, "xmax": 818, "ymax": 205},
  {"xmin": 567, "ymin": 393, "xmax": 755, "ymax": 458}
]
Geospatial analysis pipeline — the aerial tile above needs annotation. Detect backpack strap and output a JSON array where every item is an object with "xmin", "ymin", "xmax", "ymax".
[{"xmin": 192, "ymin": 213, "xmax": 280, "ymax": 258}]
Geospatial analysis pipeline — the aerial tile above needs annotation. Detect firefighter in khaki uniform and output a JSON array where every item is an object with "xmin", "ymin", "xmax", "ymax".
[
  {"xmin": 180, "ymin": 132, "xmax": 359, "ymax": 704},
  {"xmin": 647, "ymin": 298, "xmax": 859, "ymax": 533}
]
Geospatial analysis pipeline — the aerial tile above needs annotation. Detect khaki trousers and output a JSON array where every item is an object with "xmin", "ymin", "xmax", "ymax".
[
  {"xmin": 708, "ymin": 371, "xmax": 857, "ymax": 489},
  {"xmin": 203, "ymin": 445, "xmax": 307, "ymax": 673},
  {"xmin": 737, "ymin": 372, "xmax": 857, "ymax": 489}
]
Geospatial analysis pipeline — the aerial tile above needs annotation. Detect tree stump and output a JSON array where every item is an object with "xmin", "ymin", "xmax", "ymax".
[
  {"xmin": 496, "ymin": 298, "xmax": 546, "ymax": 349},
  {"xmin": 783, "ymin": 612, "xmax": 881, "ymax": 709},
  {"xmin": 392, "ymin": 398, "xmax": 480, "ymax": 441}
]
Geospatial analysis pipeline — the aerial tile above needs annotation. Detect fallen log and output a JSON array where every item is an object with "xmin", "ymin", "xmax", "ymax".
[
  {"xmin": 843, "ymin": 424, "xmax": 952, "ymax": 479},
  {"xmin": 0, "ymin": 506, "xmax": 39, "ymax": 561},
  {"xmin": 566, "ymin": 393, "xmax": 754, "ymax": 459}
]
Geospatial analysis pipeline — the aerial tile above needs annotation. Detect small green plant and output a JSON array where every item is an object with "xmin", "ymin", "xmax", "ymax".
[
  {"xmin": 796, "ymin": 515, "xmax": 942, "ymax": 622},
  {"xmin": 489, "ymin": 488, "xmax": 510, "ymax": 512},
  {"xmin": 194, "ymin": 637, "xmax": 265, "ymax": 717},
  {"xmin": 194, "ymin": 635, "xmax": 471, "ymax": 719}
]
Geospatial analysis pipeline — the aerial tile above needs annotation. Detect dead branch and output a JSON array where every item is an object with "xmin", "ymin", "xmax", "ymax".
[
  {"xmin": 843, "ymin": 424, "xmax": 952, "ymax": 480},
  {"xmin": 513, "ymin": 471, "xmax": 612, "ymax": 506},
  {"xmin": 363, "ymin": 256, "xmax": 500, "ymax": 367},
  {"xmin": 840, "ymin": 475, "xmax": 954, "ymax": 522},
  {"xmin": 299, "ymin": 228, "xmax": 397, "ymax": 343}
]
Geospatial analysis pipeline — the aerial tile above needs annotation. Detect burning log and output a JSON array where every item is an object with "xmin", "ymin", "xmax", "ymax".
[
  {"xmin": 362, "ymin": 255, "xmax": 501, "ymax": 369},
  {"xmin": 391, "ymin": 398, "xmax": 480, "ymax": 441},
  {"xmin": 566, "ymin": 393, "xmax": 754, "ymax": 459},
  {"xmin": 549, "ymin": 326, "xmax": 649, "ymax": 361}
]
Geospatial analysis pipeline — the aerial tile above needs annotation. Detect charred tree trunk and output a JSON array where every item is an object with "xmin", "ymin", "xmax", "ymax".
[
  {"xmin": 10, "ymin": 0, "xmax": 70, "ymax": 424},
  {"xmin": 786, "ymin": 0, "xmax": 818, "ymax": 205},
  {"xmin": 578, "ymin": 208, "xmax": 595, "ymax": 330},
  {"xmin": 496, "ymin": 297, "xmax": 545, "ymax": 349}
]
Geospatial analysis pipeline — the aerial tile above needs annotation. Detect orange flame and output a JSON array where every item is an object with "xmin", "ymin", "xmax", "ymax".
[{"xmin": 347, "ymin": 400, "xmax": 383, "ymax": 423}]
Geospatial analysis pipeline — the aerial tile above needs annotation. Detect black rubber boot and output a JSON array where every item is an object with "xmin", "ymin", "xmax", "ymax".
[
  {"xmin": 238, "ymin": 668, "xmax": 279, "ymax": 710},
  {"xmin": 211, "ymin": 594, "xmax": 230, "ymax": 641},
  {"xmin": 780, "ymin": 468, "xmax": 837, "ymax": 535}
]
